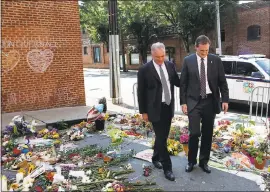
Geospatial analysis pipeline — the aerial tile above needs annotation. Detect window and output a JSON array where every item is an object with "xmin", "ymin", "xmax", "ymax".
[
  {"xmin": 130, "ymin": 53, "xmax": 139, "ymax": 65},
  {"xmin": 221, "ymin": 30, "xmax": 225, "ymax": 42},
  {"xmin": 236, "ymin": 62, "xmax": 259, "ymax": 76},
  {"xmin": 256, "ymin": 59, "xmax": 270, "ymax": 76},
  {"xmin": 83, "ymin": 47, "xmax": 88, "ymax": 55},
  {"xmin": 222, "ymin": 61, "xmax": 234, "ymax": 75},
  {"xmin": 247, "ymin": 25, "xmax": 261, "ymax": 41},
  {"xmin": 93, "ymin": 47, "xmax": 101, "ymax": 63}
]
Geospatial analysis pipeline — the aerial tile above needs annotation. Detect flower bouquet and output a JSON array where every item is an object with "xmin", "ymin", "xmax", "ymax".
[
  {"xmin": 167, "ymin": 139, "xmax": 182, "ymax": 156},
  {"xmin": 180, "ymin": 133, "xmax": 189, "ymax": 156}
]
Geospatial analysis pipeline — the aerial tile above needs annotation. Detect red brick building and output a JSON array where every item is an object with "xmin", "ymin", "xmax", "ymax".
[
  {"xmin": 2, "ymin": 0, "xmax": 86, "ymax": 113},
  {"xmin": 82, "ymin": 1, "xmax": 269, "ymax": 71},
  {"xmin": 222, "ymin": 1, "xmax": 270, "ymax": 58}
]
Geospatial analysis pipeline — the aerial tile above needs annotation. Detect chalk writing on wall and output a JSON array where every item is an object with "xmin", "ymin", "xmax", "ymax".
[
  {"xmin": 2, "ymin": 37, "xmax": 58, "ymax": 73},
  {"xmin": 27, "ymin": 49, "xmax": 54, "ymax": 73},
  {"xmin": 1, "ymin": 37, "xmax": 58, "ymax": 49},
  {"xmin": 1, "ymin": 50, "xmax": 20, "ymax": 73},
  {"xmin": 4, "ymin": 88, "xmax": 80, "ymax": 107}
]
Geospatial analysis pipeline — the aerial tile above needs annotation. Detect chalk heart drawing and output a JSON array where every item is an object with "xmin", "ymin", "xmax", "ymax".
[
  {"xmin": 1, "ymin": 50, "xmax": 20, "ymax": 73},
  {"xmin": 27, "ymin": 49, "xmax": 54, "ymax": 73}
]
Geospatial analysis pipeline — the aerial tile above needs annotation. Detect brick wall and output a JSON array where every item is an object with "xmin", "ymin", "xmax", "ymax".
[
  {"xmin": 223, "ymin": 3, "xmax": 270, "ymax": 57},
  {"xmin": 1, "ymin": 0, "xmax": 86, "ymax": 113}
]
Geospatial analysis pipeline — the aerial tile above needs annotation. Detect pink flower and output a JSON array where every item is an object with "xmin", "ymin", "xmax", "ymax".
[{"xmin": 180, "ymin": 134, "xmax": 189, "ymax": 144}]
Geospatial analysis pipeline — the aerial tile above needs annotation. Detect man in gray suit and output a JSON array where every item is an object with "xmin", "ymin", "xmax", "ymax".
[{"xmin": 180, "ymin": 35, "xmax": 229, "ymax": 173}]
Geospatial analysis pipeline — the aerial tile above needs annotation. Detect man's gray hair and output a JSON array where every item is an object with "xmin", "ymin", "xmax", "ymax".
[{"xmin": 151, "ymin": 42, "xmax": 165, "ymax": 52}]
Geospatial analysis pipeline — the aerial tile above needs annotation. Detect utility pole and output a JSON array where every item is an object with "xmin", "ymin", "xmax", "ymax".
[
  {"xmin": 108, "ymin": 0, "xmax": 122, "ymax": 104},
  {"xmin": 216, "ymin": 0, "xmax": 222, "ymax": 55}
]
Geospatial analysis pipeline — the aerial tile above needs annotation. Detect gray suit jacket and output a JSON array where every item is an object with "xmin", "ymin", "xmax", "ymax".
[{"xmin": 179, "ymin": 53, "xmax": 229, "ymax": 114}]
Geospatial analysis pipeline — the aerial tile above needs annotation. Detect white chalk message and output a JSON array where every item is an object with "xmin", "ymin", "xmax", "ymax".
[{"xmin": 1, "ymin": 37, "xmax": 58, "ymax": 73}]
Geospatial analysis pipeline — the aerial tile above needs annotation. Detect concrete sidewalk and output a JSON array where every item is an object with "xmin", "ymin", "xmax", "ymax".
[{"xmin": 2, "ymin": 103, "xmax": 267, "ymax": 136}]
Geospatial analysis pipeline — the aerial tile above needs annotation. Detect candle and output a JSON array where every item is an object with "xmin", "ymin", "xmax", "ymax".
[
  {"xmin": 16, "ymin": 172, "xmax": 24, "ymax": 183},
  {"xmin": 2, "ymin": 175, "xmax": 8, "ymax": 191}
]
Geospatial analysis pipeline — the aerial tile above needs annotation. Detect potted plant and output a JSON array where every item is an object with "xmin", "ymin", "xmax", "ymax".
[
  {"xmin": 254, "ymin": 140, "xmax": 269, "ymax": 170},
  {"xmin": 180, "ymin": 133, "xmax": 189, "ymax": 156}
]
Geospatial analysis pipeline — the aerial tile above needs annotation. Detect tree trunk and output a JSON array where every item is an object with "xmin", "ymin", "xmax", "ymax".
[
  {"xmin": 140, "ymin": 48, "xmax": 148, "ymax": 65},
  {"xmin": 182, "ymin": 36, "xmax": 190, "ymax": 54}
]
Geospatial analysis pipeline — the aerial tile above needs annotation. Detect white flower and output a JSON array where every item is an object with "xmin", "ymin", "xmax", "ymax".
[
  {"xmin": 86, "ymin": 170, "xmax": 92, "ymax": 175},
  {"xmin": 71, "ymin": 185, "xmax": 78, "ymax": 190},
  {"xmin": 106, "ymin": 183, "xmax": 112, "ymax": 188},
  {"xmin": 2, "ymin": 141, "xmax": 9, "ymax": 147}
]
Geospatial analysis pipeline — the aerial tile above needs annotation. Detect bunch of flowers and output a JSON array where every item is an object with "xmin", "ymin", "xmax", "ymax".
[
  {"xmin": 37, "ymin": 128, "xmax": 59, "ymax": 139},
  {"xmin": 167, "ymin": 139, "xmax": 182, "ymax": 156},
  {"xmin": 180, "ymin": 134, "xmax": 189, "ymax": 144},
  {"xmin": 4, "ymin": 116, "xmax": 36, "ymax": 138}
]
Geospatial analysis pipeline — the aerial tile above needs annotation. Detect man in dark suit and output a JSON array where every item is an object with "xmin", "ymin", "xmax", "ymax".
[
  {"xmin": 180, "ymin": 35, "xmax": 229, "ymax": 173},
  {"xmin": 137, "ymin": 42, "xmax": 180, "ymax": 181}
]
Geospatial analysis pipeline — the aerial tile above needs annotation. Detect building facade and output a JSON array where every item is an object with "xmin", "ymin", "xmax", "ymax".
[{"xmin": 222, "ymin": 1, "xmax": 270, "ymax": 58}]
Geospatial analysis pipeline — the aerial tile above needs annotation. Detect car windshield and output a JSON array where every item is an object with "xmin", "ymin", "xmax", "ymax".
[{"xmin": 256, "ymin": 59, "xmax": 270, "ymax": 76}]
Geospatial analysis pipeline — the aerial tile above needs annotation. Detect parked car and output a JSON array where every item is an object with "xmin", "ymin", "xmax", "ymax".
[{"xmin": 219, "ymin": 54, "xmax": 270, "ymax": 109}]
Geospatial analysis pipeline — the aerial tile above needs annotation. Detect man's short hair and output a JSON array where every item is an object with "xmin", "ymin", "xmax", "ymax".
[
  {"xmin": 195, "ymin": 35, "xmax": 211, "ymax": 47},
  {"xmin": 151, "ymin": 42, "xmax": 165, "ymax": 52}
]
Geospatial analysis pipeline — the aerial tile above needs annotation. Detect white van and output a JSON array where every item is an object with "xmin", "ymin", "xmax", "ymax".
[{"xmin": 219, "ymin": 54, "xmax": 270, "ymax": 110}]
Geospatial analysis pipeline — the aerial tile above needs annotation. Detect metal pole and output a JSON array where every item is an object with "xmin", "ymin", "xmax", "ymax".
[
  {"xmin": 216, "ymin": 0, "xmax": 222, "ymax": 55},
  {"xmin": 108, "ymin": 0, "xmax": 122, "ymax": 104}
]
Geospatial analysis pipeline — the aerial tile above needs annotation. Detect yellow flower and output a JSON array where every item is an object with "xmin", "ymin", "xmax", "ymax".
[
  {"xmin": 18, "ymin": 168, "xmax": 26, "ymax": 176},
  {"xmin": 10, "ymin": 183, "xmax": 19, "ymax": 190}
]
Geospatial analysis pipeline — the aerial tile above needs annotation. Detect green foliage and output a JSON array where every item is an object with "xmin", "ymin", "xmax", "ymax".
[
  {"xmin": 79, "ymin": 0, "xmax": 240, "ymax": 56},
  {"xmin": 80, "ymin": 1, "xmax": 109, "ymax": 44}
]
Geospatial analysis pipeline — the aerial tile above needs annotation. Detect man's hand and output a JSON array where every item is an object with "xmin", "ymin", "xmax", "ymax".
[
  {"xmin": 142, "ymin": 113, "xmax": 149, "ymax": 122},
  {"xmin": 181, "ymin": 104, "xmax": 188, "ymax": 115},
  {"xmin": 222, "ymin": 102, "xmax": 229, "ymax": 114}
]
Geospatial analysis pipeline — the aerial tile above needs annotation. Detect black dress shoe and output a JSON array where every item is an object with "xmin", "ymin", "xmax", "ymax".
[
  {"xmin": 199, "ymin": 163, "xmax": 211, "ymax": 173},
  {"xmin": 164, "ymin": 171, "xmax": 175, "ymax": 181},
  {"xmin": 152, "ymin": 161, "xmax": 163, "ymax": 169},
  {"xmin": 185, "ymin": 163, "xmax": 194, "ymax": 172}
]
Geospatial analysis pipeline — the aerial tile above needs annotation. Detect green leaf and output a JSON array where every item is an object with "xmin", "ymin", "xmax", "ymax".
[{"xmin": 248, "ymin": 121, "xmax": 255, "ymax": 126}]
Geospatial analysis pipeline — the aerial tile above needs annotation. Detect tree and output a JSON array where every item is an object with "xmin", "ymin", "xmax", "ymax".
[
  {"xmin": 79, "ymin": 1, "xmax": 109, "ymax": 47},
  {"xmin": 153, "ymin": 0, "xmax": 241, "ymax": 54},
  {"xmin": 118, "ymin": 1, "xmax": 159, "ymax": 65},
  {"xmin": 153, "ymin": 1, "xmax": 216, "ymax": 54}
]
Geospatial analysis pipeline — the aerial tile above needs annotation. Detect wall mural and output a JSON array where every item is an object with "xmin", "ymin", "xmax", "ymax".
[{"xmin": 1, "ymin": 37, "xmax": 57, "ymax": 73}]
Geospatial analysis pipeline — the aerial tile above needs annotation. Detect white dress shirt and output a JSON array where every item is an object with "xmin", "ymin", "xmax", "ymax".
[
  {"xmin": 196, "ymin": 53, "xmax": 212, "ymax": 94},
  {"xmin": 153, "ymin": 61, "xmax": 171, "ymax": 102}
]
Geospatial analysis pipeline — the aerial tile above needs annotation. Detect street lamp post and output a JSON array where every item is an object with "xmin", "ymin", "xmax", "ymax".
[{"xmin": 108, "ymin": 0, "xmax": 122, "ymax": 104}]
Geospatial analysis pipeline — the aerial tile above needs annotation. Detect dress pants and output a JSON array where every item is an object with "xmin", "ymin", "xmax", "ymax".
[
  {"xmin": 151, "ymin": 103, "xmax": 172, "ymax": 172},
  {"xmin": 187, "ymin": 95, "xmax": 216, "ymax": 165}
]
